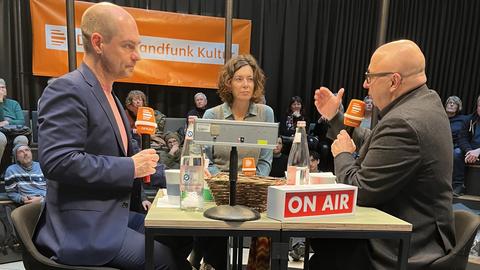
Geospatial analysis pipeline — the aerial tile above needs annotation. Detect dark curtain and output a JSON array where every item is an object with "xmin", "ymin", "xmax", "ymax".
[{"xmin": 387, "ymin": 0, "xmax": 480, "ymax": 114}]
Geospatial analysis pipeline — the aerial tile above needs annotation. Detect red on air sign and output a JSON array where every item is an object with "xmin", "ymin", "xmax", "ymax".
[
  {"xmin": 284, "ymin": 190, "xmax": 356, "ymax": 218},
  {"xmin": 267, "ymin": 184, "xmax": 357, "ymax": 221}
]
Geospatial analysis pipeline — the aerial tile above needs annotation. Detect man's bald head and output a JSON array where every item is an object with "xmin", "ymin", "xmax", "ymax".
[
  {"xmin": 81, "ymin": 2, "xmax": 135, "ymax": 54},
  {"xmin": 372, "ymin": 40, "xmax": 427, "ymax": 89}
]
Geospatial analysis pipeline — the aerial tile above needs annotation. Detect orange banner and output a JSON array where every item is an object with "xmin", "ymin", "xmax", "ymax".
[{"xmin": 30, "ymin": 0, "xmax": 251, "ymax": 89}]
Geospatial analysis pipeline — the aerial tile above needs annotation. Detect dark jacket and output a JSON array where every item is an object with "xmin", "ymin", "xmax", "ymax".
[{"xmin": 329, "ymin": 85, "xmax": 455, "ymax": 269}]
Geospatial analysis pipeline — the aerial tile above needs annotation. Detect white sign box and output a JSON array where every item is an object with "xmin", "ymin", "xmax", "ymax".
[{"xmin": 267, "ymin": 184, "xmax": 357, "ymax": 221}]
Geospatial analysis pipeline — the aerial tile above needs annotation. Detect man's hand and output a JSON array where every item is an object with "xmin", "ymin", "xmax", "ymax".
[
  {"xmin": 465, "ymin": 148, "xmax": 480, "ymax": 164},
  {"xmin": 331, "ymin": 130, "xmax": 356, "ymax": 157},
  {"xmin": 0, "ymin": 120, "xmax": 9, "ymax": 127},
  {"xmin": 314, "ymin": 87, "xmax": 344, "ymax": 120},
  {"xmin": 23, "ymin": 196, "xmax": 43, "ymax": 204},
  {"xmin": 132, "ymin": 149, "xmax": 159, "ymax": 178},
  {"xmin": 142, "ymin": 200, "xmax": 152, "ymax": 211}
]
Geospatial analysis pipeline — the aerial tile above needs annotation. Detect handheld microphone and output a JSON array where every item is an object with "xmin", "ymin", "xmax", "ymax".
[
  {"xmin": 135, "ymin": 107, "xmax": 157, "ymax": 184},
  {"xmin": 343, "ymin": 99, "xmax": 366, "ymax": 136}
]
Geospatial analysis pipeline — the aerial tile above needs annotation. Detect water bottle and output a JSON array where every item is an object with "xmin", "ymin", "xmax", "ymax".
[
  {"xmin": 287, "ymin": 121, "xmax": 310, "ymax": 185},
  {"xmin": 180, "ymin": 116, "xmax": 204, "ymax": 211}
]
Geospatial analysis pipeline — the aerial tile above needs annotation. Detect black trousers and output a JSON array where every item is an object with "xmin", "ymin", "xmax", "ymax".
[{"xmin": 309, "ymin": 238, "xmax": 373, "ymax": 270}]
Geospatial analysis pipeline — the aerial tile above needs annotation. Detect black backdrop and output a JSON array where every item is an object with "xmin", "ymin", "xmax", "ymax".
[{"xmin": 0, "ymin": 0, "xmax": 479, "ymax": 120}]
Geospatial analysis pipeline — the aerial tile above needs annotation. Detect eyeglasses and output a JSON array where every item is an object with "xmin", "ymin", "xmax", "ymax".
[{"xmin": 364, "ymin": 71, "xmax": 395, "ymax": 84}]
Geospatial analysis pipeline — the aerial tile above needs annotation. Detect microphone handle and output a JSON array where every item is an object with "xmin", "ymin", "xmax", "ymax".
[
  {"xmin": 141, "ymin": 134, "xmax": 151, "ymax": 184},
  {"xmin": 141, "ymin": 134, "xmax": 151, "ymax": 151},
  {"xmin": 345, "ymin": 126, "xmax": 355, "ymax": 137}
]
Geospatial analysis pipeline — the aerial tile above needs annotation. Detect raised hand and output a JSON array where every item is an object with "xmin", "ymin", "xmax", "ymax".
[{"xmin": 314, "ymin": 87, "xmax": 344, "ymax": 120}]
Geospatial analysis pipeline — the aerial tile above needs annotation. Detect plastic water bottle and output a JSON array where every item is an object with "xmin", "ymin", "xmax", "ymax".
[
  {"xmin": 180, "ymin": 116, "xmax": 204, "ymax": 211},
  {"xmin": 287, "ymin": 121, "xmax": 310, "ymax": 185}
]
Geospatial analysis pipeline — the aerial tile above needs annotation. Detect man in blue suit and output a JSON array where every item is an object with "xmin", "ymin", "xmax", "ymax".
[{"xmin": 34, "ymin": 3, "xmax": 191, "ymax": 270}]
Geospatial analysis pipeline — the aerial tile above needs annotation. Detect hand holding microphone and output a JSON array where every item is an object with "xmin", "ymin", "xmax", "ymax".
[
  {"xmin": 135, "ymin": 107, "xmax": 157, "ymax": 183},
  {"xmin": 132, "ymin": 149, "xmax": 159, "ymax": 178}
]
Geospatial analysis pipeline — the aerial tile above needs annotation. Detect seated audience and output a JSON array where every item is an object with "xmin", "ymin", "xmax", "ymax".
[
  {"xmin": 159, "ymin": 132, "xmax": 182, "ymax": 169},
  {"xmin": 0, "ymin": 78, "xmax": 29, "ymax": 163},
  {"xmin": 5, "ymin": 143, "xmax": 46, "ymax": 204},
  {"xmin": 459, "ymin": 95, "xmax": 480, "ymax": 166},
  {"xmin": 280, "ymin": 96, "xmax": 308, "ymax": 137},
  {"xmin": 309, "ymin": 151, "xmax": 320, "ymax": 173},
  {"xmin": 445, "ymin": 96, "xmax": 468, "ymax": 196},
  {"xmin": 125, "ymin": 90, "xmax": 167, "ymax": 152},
  {"xmin": 360, "ymin": 95, "xmax": 374, "ymax": 129},
  {"xmin": 187, "ymin": 92, "xmax": 208, "ymax": 119},
  {"xmin": 270, "ymin": 137, "xmax": 288, "ymax": 177}
]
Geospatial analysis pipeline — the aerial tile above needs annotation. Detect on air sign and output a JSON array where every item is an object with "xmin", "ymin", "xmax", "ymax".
[{"xmin": 267, "ymin": 184, "xmax": 357, "ymax": 221}]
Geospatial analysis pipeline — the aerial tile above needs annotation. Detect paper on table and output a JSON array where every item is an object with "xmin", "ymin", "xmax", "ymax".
[{"xmin": 156, "ymin": 194, "xmax": 180, "ymax": 208}]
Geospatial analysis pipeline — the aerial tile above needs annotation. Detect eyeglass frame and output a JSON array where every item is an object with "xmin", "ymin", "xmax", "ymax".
[{"xmin": 364, "ymin": 71, "xmax": 397, "ymax": 84}]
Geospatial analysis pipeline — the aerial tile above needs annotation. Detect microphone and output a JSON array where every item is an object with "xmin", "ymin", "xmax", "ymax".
[
  {"xmin": 343, "ymin": 99, "xmax": 366, "ymax": 136},
  {"xmin": 135, "ymin": 107, "xmax": 157, "ymax": 184}
]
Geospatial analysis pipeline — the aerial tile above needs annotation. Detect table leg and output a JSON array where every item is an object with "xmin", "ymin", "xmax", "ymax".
[
  {"xmin": 145, "ymin": 229, "xmax": 154, "ymax": 270},
  {"xmin": 232, "ymin": 237, "xmax": 239, "ymax": 270},
  {"xmin": 271, "ymin": 233, "xmax": 289, "ymax": 270},
  {"xmin": 397, "ymin": 234, "xmax": 411, "ymax": 270}
]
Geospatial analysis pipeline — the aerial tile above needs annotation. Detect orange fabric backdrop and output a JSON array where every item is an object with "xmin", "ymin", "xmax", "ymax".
[{"xmin": 30, "ymin": 0, "xmax": 251, "ymax": 89}]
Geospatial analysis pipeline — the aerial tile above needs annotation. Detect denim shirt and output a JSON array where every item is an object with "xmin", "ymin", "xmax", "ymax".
[{"xmin": 203, "ymin": 102, "xmax": 274, "ymax": 176}]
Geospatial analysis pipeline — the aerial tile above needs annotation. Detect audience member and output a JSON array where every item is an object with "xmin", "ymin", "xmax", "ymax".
[
  {"xmin": 0, "ymin": 78, "xmax": 29, "ymax": 163},
  {"xmin": 309, "ymin": 151, "xmax": 320, "ymax": 173},
  {"xmin": 280, "ymin": 96, "xmax": 308, "ymax": 137},
  {"xmin": 312, "ymin": 39, "xmax": 454, "ymax": 269},
  {"xmin": 187, "ymin": 92, "xmax": 208, "ymax": 119},
  {"xmin": 159, "ymin": 132, "xmax": 182, "ymax": 169},
  {"xmin": 201, "ymin": 54, "xmax": 274, "ymax": 270},
  {"xmin": 125, "ymin": 90, "xmax": 167, "ymax": 151},
  {"xmin": 269, "ymin": 137, "xmax": 288, "ymax": 178},
  {"xmin": 34, "ymin": 3, "xmax": 191, "ymax": 269},
  {"xmin": 4, "ymin": 143, "xmax": 46, "ymax": 204},
  {"xmin": 459, "ymin": 95, "xmax": 480, "ymax": 166},
  {"xmin": 360, "ymin": 95, "xmax": 374, "ymax": 129},
  {"xmin": 445, "ymin": 96, "xmax": 469, "ymax": 196}
]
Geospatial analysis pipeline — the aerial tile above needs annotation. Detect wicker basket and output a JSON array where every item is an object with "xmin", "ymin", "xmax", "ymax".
[{"xmin": 206, "ymin": 173, "xmax": 286, "ymax": 213}]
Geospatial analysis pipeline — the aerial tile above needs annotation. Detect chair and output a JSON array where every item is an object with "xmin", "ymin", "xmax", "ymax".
[
  {"xmin": 10, "ymin": 203, "xmax": 119, "ymax": 270},
  {"xmin": 430, "ymin": 210, "xmax": 480, "ymax": 270},
  {"xmin": 164, "ymin": 117, "xmax": 186, "ymax": 133}
]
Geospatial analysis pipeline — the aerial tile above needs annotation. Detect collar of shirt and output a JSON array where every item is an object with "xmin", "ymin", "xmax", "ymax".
[{"xmin": 221, "ymin": 102, "xmax": 258, "ymax": 120}]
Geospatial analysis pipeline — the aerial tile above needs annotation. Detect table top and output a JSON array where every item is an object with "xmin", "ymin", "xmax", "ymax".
[
  {"xmin": 145, "ymin": 190, "xmax": 412, "ymax": 233},
  {"xmin": 145, "ymin": 191, "xmax": 281, "ymax": 230}
]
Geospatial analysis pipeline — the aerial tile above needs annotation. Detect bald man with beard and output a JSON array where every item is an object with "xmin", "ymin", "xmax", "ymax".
[
  {"xmin": 34, "ymin": 3, "xmax": 191, "ymax": 270},
  {"xmin": 310, "ymin": 40, "xmax": 455, "ymax": 269}
]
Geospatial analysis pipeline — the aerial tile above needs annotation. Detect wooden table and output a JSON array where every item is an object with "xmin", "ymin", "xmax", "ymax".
[
  {"xmin": 280, "ymin": 207, "xmax": 412, "ymax": 270},
  {"xmin": 145, "ymin": 193, "xmax": 282, "ymax": 270},
  {"xmin": 145, "ymin": 191, "xmax": 412, "ymax": 270}
]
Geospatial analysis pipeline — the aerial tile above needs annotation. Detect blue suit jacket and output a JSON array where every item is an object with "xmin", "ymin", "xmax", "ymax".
[{"xmin": 34, "ymin": 63, "xmax": 137, "ymax": 265}]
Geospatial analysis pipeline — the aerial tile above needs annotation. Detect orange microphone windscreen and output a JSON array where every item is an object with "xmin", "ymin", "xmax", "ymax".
[
  {"xmin": 135, "ymin": 107, "xmax": 157, "ymax": 135},
  {"xmin": 344, "ymin": 99, "xmax": 366, "ymax": 128}
]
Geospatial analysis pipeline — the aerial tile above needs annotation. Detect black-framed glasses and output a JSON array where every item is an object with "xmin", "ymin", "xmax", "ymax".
[{"xmin": 364, "ymin": 71, "xmax": 395, "ymax": 84}]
